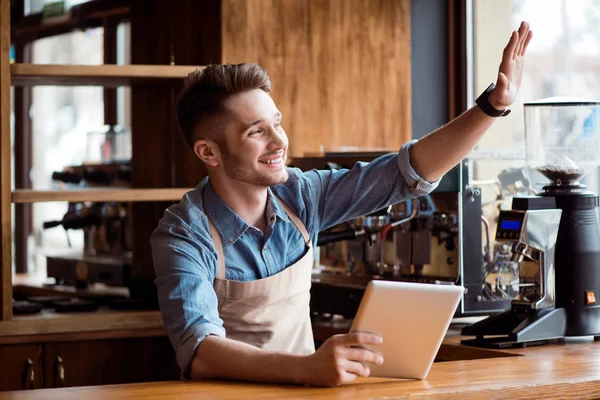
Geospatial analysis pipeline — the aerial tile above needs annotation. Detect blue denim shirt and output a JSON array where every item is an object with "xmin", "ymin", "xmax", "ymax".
[{"xmin": 150, "ymin": 140, "xmax": 440, "ymax": 373}]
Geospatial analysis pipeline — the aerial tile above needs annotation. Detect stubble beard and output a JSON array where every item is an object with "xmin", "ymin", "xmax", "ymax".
[{"xmin": 221, "ymin": 147, "xmax": 289, "ymax": 187}]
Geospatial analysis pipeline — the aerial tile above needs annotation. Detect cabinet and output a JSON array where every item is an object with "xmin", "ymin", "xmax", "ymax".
[
  {"xmin": 0, "ymin": 344, "xmax": 43, "ymax": 391},
  {"xmin": 0, "ymin": 336, "xmax": 179, "ymax": 391}
]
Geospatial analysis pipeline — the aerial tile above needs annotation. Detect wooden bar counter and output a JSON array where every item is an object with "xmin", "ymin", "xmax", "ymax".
[{"xmin": 2, "ymin": 335, "xmax": 600, "ymax": 399}]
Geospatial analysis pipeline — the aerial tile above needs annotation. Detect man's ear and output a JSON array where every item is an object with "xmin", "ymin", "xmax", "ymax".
[{"xmin": 193, "ymin": 139, "xmax": 220, "ymax": 167}]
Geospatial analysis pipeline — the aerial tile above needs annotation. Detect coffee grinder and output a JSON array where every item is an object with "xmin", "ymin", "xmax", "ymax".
[{"xmin": 462, "ymin": 98, "xmax": 600, "ymax": 348}]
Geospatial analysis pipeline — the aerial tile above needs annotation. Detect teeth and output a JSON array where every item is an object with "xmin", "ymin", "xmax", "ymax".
[{"xmin": 260, "ymin": 157, "xmax": 282, "ymax": 165}]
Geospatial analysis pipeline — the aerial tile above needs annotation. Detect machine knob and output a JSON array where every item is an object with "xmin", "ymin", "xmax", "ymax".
[{"xmin": 510, "ymin": 242, "xmax": 528, "ymax": 263}]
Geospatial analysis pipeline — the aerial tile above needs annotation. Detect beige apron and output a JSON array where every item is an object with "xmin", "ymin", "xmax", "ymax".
[{"xmin": 207, "ymin": 198, "xmax": 315, "ymax": 355}]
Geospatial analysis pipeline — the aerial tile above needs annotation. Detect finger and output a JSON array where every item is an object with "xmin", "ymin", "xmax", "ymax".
[
  {"xmin": 504, "ymin": 31, "xmax": 518, "ymax": 61},
  {"xmin": 517, "ymin": 21, "xmax": 528, "ymax": 39},
  {"xmin": 344, "ymin": 347, "xmax": 384, "ymax": 365},
  {"xmin": 520, "ymin": 30, "xmax": 533, "ymax": 56},
  {"xmin": 516, "ymin": 22, "xmax": 529, "ymax": 56},
  {"xmin": 339, "ymin": 332, "xmax": 383, "ymax": 347},
  {"xmin": 339, "ymin": 371, "xmax": 359, "ymax": 384},
  {"xmin": 344, "ymin": 360, "xmax": 371, "ymax": 378}
]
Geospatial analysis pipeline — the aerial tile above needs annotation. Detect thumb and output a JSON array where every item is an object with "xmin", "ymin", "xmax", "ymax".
[{"xmin": 496, "ymin": 71, "xmax": 510, "ymax": 93}]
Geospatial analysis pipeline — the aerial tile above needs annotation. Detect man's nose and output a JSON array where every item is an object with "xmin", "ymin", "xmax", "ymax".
[{"xmin": 267, "ymin": 127, "xmax": 287, "ymax": 149}]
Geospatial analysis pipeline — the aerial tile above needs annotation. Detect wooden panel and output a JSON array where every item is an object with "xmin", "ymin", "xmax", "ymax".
[
  {"xmin": 11, "ymin": 188, "xmax": 191, "ymax": 203},
  {"xmin": 129, "ymin": 0, "xmax": 215, "ymax": 298},
  {"xmin": 10, "ymin": 64, "xmax": 200, "ymax": 87},
  {"xmin": 1, "ymin": 0, "xmax": 13, "ymax": 321},
  {"xmin": 0, "ymin": 311, "xmax": 163, "ymax": 338},
  {"xmin": 171, "ymin": 0, "xmax": 219, "ymax": 188},
  {"xmin": 222, "ymin": 0, "xmax": 411, "ymax": 157},
  {"xmin": 129, "ymin": 0, "xmax": 178, "ymax": 299},
  {"xmin": 13, "ymin": 41, "xmax": 32, "ymax": 275},
  {"xmin": 0, "ymin": 327, "xmax": 166, "ymax": 346},
  {"xmin": 0, "ymin": 344, "xmax": 43, "ymax": 391},
  {"xmin": 42, "ymin": 337, "xmax": 179, "ymax": 388}
]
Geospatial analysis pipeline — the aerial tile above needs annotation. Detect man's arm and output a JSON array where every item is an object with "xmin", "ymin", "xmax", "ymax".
[
  {"xmin": 190, "ymin": 336, "xmax": 308, "ymax": 384},
  {"xmin": 191, "ymin": 333, "xmax": 385, "ymax": 387},
  {"xmin": 410, "ymin": 106, "xmax": 495, "ymax": 182},
  {"xmin": 411, "ymin": 21, "xmax": 533, "ymax": 182}
]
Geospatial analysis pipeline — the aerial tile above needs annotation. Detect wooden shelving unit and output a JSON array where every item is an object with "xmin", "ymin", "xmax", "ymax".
[
  {"xmin": 12, "ymin": 188, "xmax": 192, "ymax": 203},
  {"xmin": 11, "ymin": 63, "xmax": 201, "ymax": 87},
  {"xmin": 1, "ymin": 0, "xmax": 12, "ymax": 322},
  {"xmin": 0, "ymin": 6, "xmax": 204, "ymax": 322}
]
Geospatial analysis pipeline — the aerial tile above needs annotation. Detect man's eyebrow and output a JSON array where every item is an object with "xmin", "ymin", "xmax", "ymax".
[{"xmin": 244, "ymin": 112, "xmax": 282, "ymax": 130}]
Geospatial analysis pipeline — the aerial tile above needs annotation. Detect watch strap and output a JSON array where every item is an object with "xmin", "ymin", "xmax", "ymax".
[{"xmin": 476, "ymin": 83, "xmax": 511, "ymax": 117}]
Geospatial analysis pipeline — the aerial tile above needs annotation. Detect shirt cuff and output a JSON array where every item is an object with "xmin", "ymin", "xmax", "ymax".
[
  {"xmin": 178, "ymin": 323, "xmax": 226, "ymax": 377},
  {"xmin": 397, "ymin": 139, "xmax": 441, "ymax": 195}
]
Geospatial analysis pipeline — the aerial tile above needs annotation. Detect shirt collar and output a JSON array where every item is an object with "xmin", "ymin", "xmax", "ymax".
[
  {"xmin": 203, "ymin": 181, "xmax": 250, "ymax": 247},
  {"xmin": 267, "ymin": 188, "xmax": 291, "ymax": 224},
  {"xmin": 202, "ymin": 182, "xmax": 291, "ymax": 246}
]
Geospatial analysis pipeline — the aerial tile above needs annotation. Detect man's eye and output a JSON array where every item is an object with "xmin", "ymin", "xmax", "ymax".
[
  {"xmin": 250, "ymin": 129, "xmax": 262, "ymax": 135},
  {"xmin": 274, "ymin": 122, "xmax": 282, "ymax": 128}
]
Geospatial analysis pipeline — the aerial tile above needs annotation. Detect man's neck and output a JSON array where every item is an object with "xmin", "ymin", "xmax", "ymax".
[{"xmin": 209, "ymin": 175, "xmax": 269, "ymax": 234}]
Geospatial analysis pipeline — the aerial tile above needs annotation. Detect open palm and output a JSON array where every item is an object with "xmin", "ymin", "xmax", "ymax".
[{"xmin": 488, "ymin": 21, "xmax": 533, "ymax": 110}]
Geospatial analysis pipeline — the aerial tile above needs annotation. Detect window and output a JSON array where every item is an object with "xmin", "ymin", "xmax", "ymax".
[
  {"xmin": 28, "ymin": 28, "xmax": 104, "ymax": 275},
  {"xmin": 24, "ymin": 0, "xmax": 93, "ymax": 16},
  {"xmin": 470, "ymin": 0, "xmax": 600, "ymax": 195},
  {"xmin": 20, "ymin": 21, "xmax": 131, "ymax": 277},
  {"xmin": 468, "ymin": 0, "xmax": 600, "ymax": 300}
]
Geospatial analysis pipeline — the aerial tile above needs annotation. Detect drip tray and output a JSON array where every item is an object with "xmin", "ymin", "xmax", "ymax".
[{"xmin": 434, "ymin": 343, "xmax": 519, "ymax": 363}]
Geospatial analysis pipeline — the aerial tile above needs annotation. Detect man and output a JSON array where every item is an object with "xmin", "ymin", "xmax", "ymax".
[{"xmin": 151, "ymin": 21, "xmax": 532, "ymax": 387}]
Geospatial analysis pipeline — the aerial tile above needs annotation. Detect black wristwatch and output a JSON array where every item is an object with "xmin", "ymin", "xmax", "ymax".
[{"xmin": 476, "ymin": 83, "xmax": 511, "ymax": 117}]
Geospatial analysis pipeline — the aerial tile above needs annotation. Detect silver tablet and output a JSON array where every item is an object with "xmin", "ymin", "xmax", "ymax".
[{"xmin": 350, "ymin": 280, "xmax": 464, "ymax": 379}]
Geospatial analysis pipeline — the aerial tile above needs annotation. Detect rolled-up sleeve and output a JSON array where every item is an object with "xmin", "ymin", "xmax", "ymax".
[
  {"xmin": 397, "ymin": 139, "xmax": 440, "ymax": 194},
  {"xmin": 301, "ymin": 139, "xmax": 441, "ymax": 231},
  {"xmin": 150, "ymin": 222, "xmax": 225, "ymax": 374}
]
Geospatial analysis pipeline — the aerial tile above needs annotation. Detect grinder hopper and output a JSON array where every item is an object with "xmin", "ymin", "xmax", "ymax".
[{"xmin": 524, "ymin": 97, "xmax": 600, "ymax": 191}]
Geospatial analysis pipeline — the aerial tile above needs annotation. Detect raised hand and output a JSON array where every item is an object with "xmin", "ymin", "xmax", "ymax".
[{"xmin": 488, "ymin": 21, "xmax": 533, "ymax": 110}]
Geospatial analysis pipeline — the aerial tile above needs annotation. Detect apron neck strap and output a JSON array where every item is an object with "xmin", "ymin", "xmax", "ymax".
[
  {"xmin": 207, "ymin": 194, "xmax": 311, "ymax": 281},
  {"xmin": 274, "ymin": 196, "xmax": 310, "ymax": 244},
  {"xmin": 207, "ymin": 218, "xmax": 227, "ymax": 280}
]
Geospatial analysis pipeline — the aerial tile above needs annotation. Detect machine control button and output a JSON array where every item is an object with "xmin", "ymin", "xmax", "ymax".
[{"xmin": 586, "ymin": 291, "xmax": 596, "ymax": 305}]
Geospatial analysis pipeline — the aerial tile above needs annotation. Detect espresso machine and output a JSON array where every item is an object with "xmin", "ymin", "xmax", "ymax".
[
  {"xmin": 43, "ymin": 162, "xmax": 133, "ymax": 289},
  {"xmin": 305, "ymin": 157, "xmax": 497, "ymax": 319},
  {"xmin": 462, "ymin": 98, "xmax": 600, "ymax": 347}
]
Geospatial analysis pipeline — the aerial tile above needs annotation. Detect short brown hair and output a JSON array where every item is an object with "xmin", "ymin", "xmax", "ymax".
[{"xmin": 176, "ymin": 63, "xmax": 272, "ymax": 148}]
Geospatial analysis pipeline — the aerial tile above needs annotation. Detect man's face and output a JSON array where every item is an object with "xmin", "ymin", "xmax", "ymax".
[{"xmin": 218, "ymin": 89, "xmax": 289, "ymax": 187}]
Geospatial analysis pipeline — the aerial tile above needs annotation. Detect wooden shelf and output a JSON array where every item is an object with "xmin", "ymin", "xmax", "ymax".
[
  {"xmin": 10, "ymin": 63, "xmax": 202, "ymax": 87},
  {"xmin": 0, "ymin": 310, "xmax": 165, "ymax": 344},
  {"xmin": 12, "ymin": 188, "xmax": 192, "ymax": 203}
]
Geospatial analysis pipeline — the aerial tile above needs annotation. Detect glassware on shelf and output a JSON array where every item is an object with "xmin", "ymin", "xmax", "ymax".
[{"xmin": 85, "ymin": 124, "xmax": 131, "ymax": 164}]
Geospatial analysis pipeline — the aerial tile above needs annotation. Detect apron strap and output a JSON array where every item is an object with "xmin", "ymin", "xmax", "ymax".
[
  {"xmin": 207, "ymin": 194, "xmax": 311, "ymax": 281},
  {"xmin": 207, "ymin": 217, "xmax": 227, "ymax": 280},
  {"xmin": 274, "ymin": 196, "xmax": 311, "ymax": 244}
]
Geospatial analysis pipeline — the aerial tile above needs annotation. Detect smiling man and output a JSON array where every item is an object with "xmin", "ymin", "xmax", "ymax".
[{"xmin": 151, "ymin": 22, "xmax": 532, "ymax": 387}]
